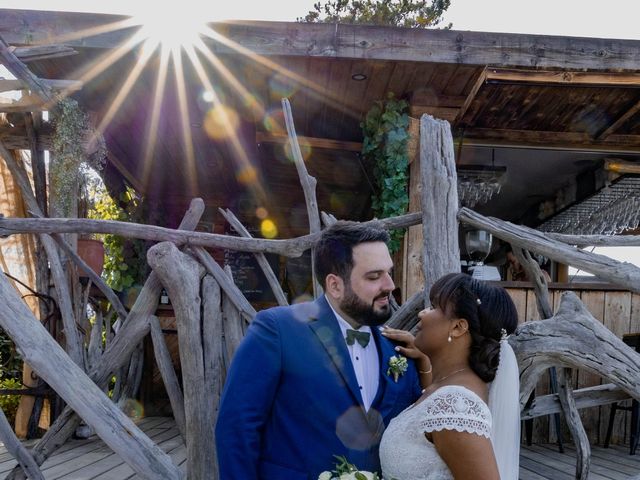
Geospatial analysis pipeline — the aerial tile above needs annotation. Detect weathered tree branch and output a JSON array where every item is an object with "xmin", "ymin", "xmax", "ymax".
[
  {"xmin": 282, "ymin": 98, "xmax": 322, "ymax": 296},
  {"xmin": 0, "ymin": 269, "xmax": 183, "ymax": 480},
  {"xmin": 219, "ymin": 208, "xmax": 288, "ymax": 306},
  {"xmin": 459, "ymin": 207, "xmax": 640, "ymax": 293}
]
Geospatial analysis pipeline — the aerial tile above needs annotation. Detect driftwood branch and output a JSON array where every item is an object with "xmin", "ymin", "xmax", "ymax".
[
  {"xmin": 149, "ymin": 316, "xmax": 186, "ymax": 440},
  {"xmin": 547, "ymin": 232, "xmax": 640, "ymax": 248},
  {"xmin": 510, "ymin": 291, "xmax": 640, "ymax": 405},
  {"xmin": 458, "ymin": 207, "xmax": 640, "ymax": 293},
  {"xmin": 202, "ymin": 275, "xmax": 223, "ymax": 480},
  {"xmin": 0, "ymin": 407, "xmax": 44, "ymax": 480},
  {"xmin": 521, "ymin": 383, "xmax": 630, "ymax": 420},
  {"xmin": 148, "ymin": 242, "xmax": 213, "ymax": 479},
  {"xmin": 0, "ymin": 269, "xmax": 183, "ymax": 480},
  {"xmin": 0, "ymin": 139, "xmax": 84, "ymax": 368},
  {"xmin": 0, "ymin": 212, "xmax": 424, "ymax": 258},
  {"xmin": 192, "ymin": 248, "xmax": 256, "ymax": 319},
  {"xmin": 6, "ymin": 199, "xmax": 205, "ymax": 477},
  {"xmin": 419, "ymin": 115, "xmax": 461, "ymax": 301},
  {"xmin": 219, "ymin": 208, "xmax": 288, "ymax": 306},
  {"xmin": 557, "ymin": 368, "xmax": 590, "ymax": 480},
  {"xmin": 282, "ymin": 98, "xmax": 322, "ymax": 296}
]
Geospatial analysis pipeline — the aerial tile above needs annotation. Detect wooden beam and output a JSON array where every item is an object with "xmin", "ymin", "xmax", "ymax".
[
  {"xmin": 486, "ymin": 67, "xmax": 640, "ymax": 87},
  {"xmin": 409, "ymin": 106, "xmax": 458, "ymax": 122},
  {"xmin": 105, "ymin": 148, "xmax": 144, "ymax": 193},
  {"xmin": 454, "ymin": 68, "xmax": 487, "ymax": 126},
  {"xmin": 0, "ymin": 78, "xmax": 82, "ymax": 94},
  {"xmin": 595, "ymin": 97, "xmax": 640, "ymax": 140},
  {"xmin": 458, "ymin": 127, "xmax": 640, "ymax": 153},
  {"xmin": 410, "ymin": 90, "xmax": 466, "ymax": 108},
  {"xmin": 13, "ymin": 44, "xmax": 78, "ymax": 62},
  {"xmin": 256, "ymin": 131, "xmax": 362, "ymax": 152},
  {"xmin": 3, "ymin": 9, "xmax": 640, "ymax": 70},
  {"xmin": 0, "ymin": 34, "xmax": 54, "ymax": 103}
]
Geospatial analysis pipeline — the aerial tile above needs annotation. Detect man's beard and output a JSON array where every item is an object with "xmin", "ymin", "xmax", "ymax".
[{"xmin": 340, "ymin": 284, "xmax": 392, "ymax": 327}]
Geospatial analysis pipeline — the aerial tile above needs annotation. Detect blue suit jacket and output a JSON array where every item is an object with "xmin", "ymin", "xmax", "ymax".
[{"xmin": 215, "ymin": 296, "xmax": 422, "ymax": 479}]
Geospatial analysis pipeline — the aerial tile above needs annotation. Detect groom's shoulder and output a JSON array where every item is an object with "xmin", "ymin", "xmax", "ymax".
[{"xmin": 256, "ymin": 298, "xmax": 324, "ymax": 325}]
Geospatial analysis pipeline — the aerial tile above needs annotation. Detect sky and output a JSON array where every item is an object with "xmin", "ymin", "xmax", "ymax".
[
  {"xmin": 3, "ymin": 0, "xmax": 640, "ymax": 272},
  {"xmin": 2, "ymin": 0, "xmax": 640, "ymax": 41}
]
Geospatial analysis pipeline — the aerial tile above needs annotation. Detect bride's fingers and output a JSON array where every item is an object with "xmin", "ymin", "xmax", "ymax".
[
  {"xmin": 380, "ymin": 327, "xmax": 415, "ymax": 344},
  {"xmin": 393, "ymin": 344, "xmax": 421, "ymax": 359}
]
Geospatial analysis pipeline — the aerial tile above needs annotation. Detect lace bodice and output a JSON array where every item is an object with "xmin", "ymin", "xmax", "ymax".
[{"xmin": 379, "ymin": 385, "xmax": 491, "ymax": 480}]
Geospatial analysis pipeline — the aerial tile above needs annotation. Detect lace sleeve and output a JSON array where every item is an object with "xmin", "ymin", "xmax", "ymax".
[{"xmin": 419, "ymin": 386, "xmax": 492, "ymax": 438}]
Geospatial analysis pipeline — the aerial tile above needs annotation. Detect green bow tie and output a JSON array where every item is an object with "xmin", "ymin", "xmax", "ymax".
[{"xmin": 345, "ymin": 329, "xmax": 371, "ymax": 348}]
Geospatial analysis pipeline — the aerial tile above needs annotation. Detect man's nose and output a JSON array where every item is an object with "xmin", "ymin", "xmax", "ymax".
[{"xmin": 383, "ymin": 273, "xmax": 395, "ymax": 291}]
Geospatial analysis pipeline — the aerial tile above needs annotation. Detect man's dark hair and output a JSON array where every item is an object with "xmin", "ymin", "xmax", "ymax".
[{"xmin": 314, "ymin": 220, "xmax": 390, "ymax": 287}]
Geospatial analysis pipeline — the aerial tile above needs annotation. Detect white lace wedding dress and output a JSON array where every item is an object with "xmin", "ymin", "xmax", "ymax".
[{"xmin": 379, "ymin": 385, "xmax": 492, "ymax": 480}]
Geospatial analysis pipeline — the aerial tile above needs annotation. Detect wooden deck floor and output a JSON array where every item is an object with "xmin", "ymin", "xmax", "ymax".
[{"xmin": 0, "ymin": 417, "xmax": 638, "ymax": 479}]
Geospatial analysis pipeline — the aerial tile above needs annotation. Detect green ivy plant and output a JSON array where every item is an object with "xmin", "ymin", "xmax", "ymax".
[
  {"xmin": 361, "ymin": 93, "xmax": 410, "ymax": 252},
  {"xmin": 89, "ymin": 186, "xmax": 150, "ymax": 292},
  {"xmin": 51, "ymin": 98, "xmax": 107, "ymax": 217}
]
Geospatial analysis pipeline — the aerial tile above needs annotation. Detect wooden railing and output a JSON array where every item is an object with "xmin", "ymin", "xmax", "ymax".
[{"xmin": 505, "ymin": 282, "xmax": 640, "ymax": 446}]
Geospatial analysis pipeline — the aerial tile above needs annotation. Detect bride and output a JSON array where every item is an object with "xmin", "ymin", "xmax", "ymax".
[{"xmin": 380, "ymin": 273, "xmax": 520, "ymax": 480}]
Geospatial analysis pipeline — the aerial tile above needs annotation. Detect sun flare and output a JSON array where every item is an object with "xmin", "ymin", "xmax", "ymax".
[{"xmin": 133, "ymin": 8, "xmax": 207, "ymax": 53}]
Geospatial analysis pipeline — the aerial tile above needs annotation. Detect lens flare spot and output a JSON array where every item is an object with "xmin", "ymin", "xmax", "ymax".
[
  {"xmin": 269, "ymin": 72, "xmax": 298, "ymax": 98},
  {"xmin": 263, "ymin": 108, "xmax": 285, "ymax": 134},
  {"xmin": 255, "ymin": 207, "xmax": 269, "ymax": 219},
  {"xmin": 204, "ymin": 105, "xmax": 239, "ymax": 141},
  {"xmin": 261, "ymin": 219, "xmax": 278, "ymax": 238},
  {"xmin": 120, "ymin": 398, "xmax": 145, "ymax": 421},
  {"xmin": 236, "ymin": 165, "xmax": 258, "ymax": 185},
  {"xmin": 329, "ymin": 192, "xmax": 347, "ymax": 213},
  {"xmin": 284, "ymin": 139, "xmax": 312, "ymax": 162},
  {"xmin": 202, "ymin": 90, "xmax": 215, "ymax": 103}
]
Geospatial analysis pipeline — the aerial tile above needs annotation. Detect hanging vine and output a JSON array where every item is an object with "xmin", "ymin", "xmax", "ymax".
[
  {"xmin": 51, "ymin": 98, "xmax": 107, "ymax": 217},
  {"xmin": 361, "ymin": 93, "xmax": 410, "ymax": 252}
]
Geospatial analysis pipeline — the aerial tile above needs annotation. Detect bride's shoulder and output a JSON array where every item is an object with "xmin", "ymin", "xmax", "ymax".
[{"xmin": 424, "ymin": 385, "xmax": 490, "ymax": 413}]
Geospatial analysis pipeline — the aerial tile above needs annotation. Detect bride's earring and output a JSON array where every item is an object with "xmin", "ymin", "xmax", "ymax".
[{"xmin": 447, "ymin": 334, "xmax": 452, "ymax": 343}]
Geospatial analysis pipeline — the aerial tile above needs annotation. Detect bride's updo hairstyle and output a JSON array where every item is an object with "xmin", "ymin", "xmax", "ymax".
[{"xmin": 429, "ymin": 272, "xmax": 518, "ymax": 382}]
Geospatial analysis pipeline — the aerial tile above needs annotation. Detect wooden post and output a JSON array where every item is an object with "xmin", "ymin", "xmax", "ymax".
[
  {"xmin": 419, "ymin": 115, "xmax": 461, "ymax": 302},
  {"xmin": 149, "ymin": 316, "xmax": 186, "ymax": 441},
  {"xmin": 147, "ymin": 242, "xmax": 213, "ymax": 479},
  {"xmin": 202, "ymin": 275, "xmax": 223, "ymax": 480}
]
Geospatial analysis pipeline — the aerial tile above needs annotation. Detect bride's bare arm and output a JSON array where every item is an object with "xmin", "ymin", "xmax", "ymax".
[{"xmin": 431, "ymin": 430, "xmax": 500, "ymax": 480}]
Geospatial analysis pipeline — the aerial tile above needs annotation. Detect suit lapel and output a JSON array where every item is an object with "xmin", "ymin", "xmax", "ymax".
[
  {"xmin": 371, "ymin": 327, "xmax": 400, "ymax": 413},
  {"xmin": 308, "ymin": 297, "xmax": 364, "ymax": 405}
]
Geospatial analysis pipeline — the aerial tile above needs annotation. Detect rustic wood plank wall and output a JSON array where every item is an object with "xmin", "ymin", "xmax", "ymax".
[{"xmin": 506, "ymin": 285, "xmax": 640, "ymax": 447}]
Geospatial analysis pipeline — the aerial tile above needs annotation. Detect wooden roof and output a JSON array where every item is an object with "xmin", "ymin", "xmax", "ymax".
[{"xmin": 2, "ymin": 8, "xmax": 640, "ymax": 233}]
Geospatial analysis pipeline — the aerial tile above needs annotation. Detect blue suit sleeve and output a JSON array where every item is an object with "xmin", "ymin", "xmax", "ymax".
[{"xmin": 215, "ymin": 309, "xmax": 282, "ymax": 480}]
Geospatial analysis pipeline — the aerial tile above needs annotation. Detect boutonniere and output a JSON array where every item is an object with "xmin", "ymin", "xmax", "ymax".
[{"xmin": 387, "ymin": 355, "xmax": 408, "ymax": 382}]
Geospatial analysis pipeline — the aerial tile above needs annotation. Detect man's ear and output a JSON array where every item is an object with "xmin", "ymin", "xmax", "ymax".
[
  {"xmin": 451, "ymin": 317, "xmax": 469, "ymax": 339},
  {"xmin": 325, "ymin": 273, "xmax": 344, "ymax": 300}
]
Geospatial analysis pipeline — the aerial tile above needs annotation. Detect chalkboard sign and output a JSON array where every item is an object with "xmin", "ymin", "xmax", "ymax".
[{"xmin": 224, "ymin": 249, "xmax": 280, "ymax": 304}]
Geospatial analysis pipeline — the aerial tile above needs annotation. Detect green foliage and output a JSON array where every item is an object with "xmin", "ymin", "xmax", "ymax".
[
  {"xmin": 51, "ymin": 98, "xmax": 107, "ymax": 217},
  {"xmin": 0, "ymin": 332, "xmax": 21, "ymax": 380},
  {"xmin": 361, "ymin": 93, "xmax": 410, "ymax": 252},
  {"xmin": 0, "ymin": 378, "xmax": 23, "ymax": 427},
  {"xmin": 88, "ymin": 186, "xmax": 150, "ymax": 292},
  {"xmin": 299, "ymin": 0, "xmax": 451, "ymax": 28}
]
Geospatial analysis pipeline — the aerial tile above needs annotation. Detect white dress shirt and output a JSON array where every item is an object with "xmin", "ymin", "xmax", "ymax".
[{"xmin": 327, "ymin": 298, "xmax": 380, "ymax": 411}]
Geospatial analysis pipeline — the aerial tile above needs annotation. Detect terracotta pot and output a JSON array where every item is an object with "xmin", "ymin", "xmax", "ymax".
[{"xmin": 77, "ymin": 238, "xmax": 105, "ymax": 277}]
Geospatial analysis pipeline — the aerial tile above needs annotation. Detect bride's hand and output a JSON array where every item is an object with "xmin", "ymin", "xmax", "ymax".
[{"xmin": 380, "ymin": 326, "xmax": 429, "ymax": 361}]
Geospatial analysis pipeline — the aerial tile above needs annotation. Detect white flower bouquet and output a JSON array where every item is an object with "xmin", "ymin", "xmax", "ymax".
[{"xmin": 318, "ymin": 455, "xmax": 380, "ymax": 480}]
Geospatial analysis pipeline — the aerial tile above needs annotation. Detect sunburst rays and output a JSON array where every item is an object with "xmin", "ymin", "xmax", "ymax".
[{"xmin": 50, "ymin": 13, "xmax": 349, "ymax": 235}]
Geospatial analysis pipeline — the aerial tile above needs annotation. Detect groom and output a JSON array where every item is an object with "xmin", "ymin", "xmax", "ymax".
[{"xmin": 216, "ymin": 221, "xmax": 423, "ymax": 479}]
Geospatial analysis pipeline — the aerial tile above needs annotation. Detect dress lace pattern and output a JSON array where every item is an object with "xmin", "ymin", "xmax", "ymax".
[{"xmin": 379, "ymin": 385, "xmax": 492, "ymax": 480}]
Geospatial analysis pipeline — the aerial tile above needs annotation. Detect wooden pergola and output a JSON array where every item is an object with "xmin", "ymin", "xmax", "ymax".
[{"xmin": 1, "ymin": 9, "xmax": 640, "ymax": 480}]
